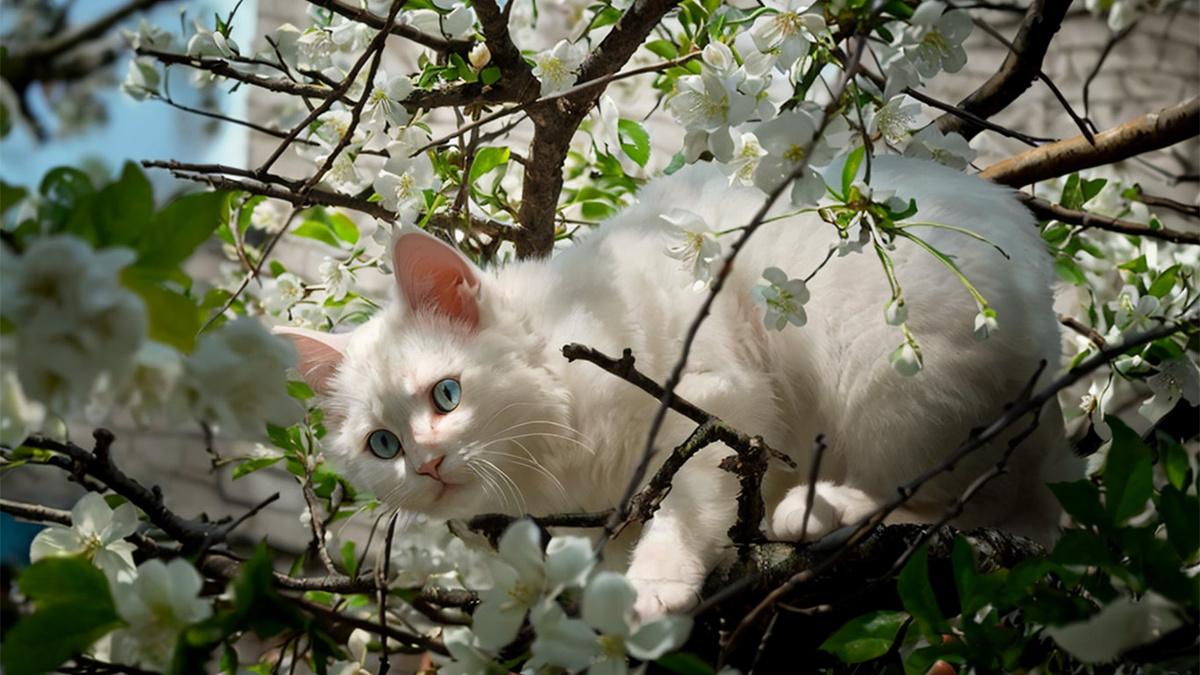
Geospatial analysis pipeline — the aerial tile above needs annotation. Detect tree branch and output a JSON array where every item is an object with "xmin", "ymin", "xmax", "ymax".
[
  {"xmin": 304, "ymin": 0, "xmax": 473, "ymax": 55},
  {"xmin": 1019, "ymin": 193, "xmax": 1200, "ymax": 245},
  {"xmin": 980, "ymin": 98, "xmax": 1200, "ymax": 187},
  {"xmin": 937, "ymin": 0, "xmax": 1072, "ymax": 140}
]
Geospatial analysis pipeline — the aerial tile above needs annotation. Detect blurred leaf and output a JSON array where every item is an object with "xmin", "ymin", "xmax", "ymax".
[
  {"xmin": 293, "ymin": 221, "xmax": 343, "ymax": 249},
  {"xmin": 340, "ymin": 540, "xmax": 358, "ymax": 578},
  {"xmin": 92, "ymin": 162, "xmax": 154, "ymax": 249},
  {"xmin": 1, "ymin": 180, "xmax": 28, "ymax": 217},
  {"xmin": 841, "ymin": 145, "xmax": 865, "ymax": 198},
  {"xmin": 819, "ymin": 609, "xmax": 908, "ymax": 663},
  {"xmin": 122, "ymin": 269, "xmax": 204, "ymax": 353},
  {"xmin": 233, "ymin": 455, "xmax": 284, "ymax": 480},
  {"xmin": 1053, "ymin": 256, "xmax": 1087, "ymax": 285},
  {"xmin": 1104, "ymin": 416, "xmax": 1155, "ymax": 524},
  {"xmin": 1048, "ymin": 480, "xmax": 1107, "ymax": 528},
  {"xmin": 1158, "ymin": 484, "xmax": 1199, "ymax": 562},
  {"xmin": 654, "ymin": 652, "xmax": 714, "ymax": 675},
  {"xmin": 141, "ymin": 191, "xmax": 231, "ymax": 270},
  {"xmin": 2, "ymin": 557, "xmax": 123, "ymax": 675},
  {"xmin": 645, "ymin": 39, "xmax": 678, "ymax": 59},
  {"xmin": 897, "ymin": 544, "xmax": 951, "ymax": 638}
]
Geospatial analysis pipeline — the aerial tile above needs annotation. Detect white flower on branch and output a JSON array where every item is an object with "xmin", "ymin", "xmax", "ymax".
[
  {"xmin": 0, "ymin": 236, "xmax": 146, "ymax": 418},
  {"xmin": 901, "ymin": 1, "xmax": 972, "ymax": 78},
  {"xmin": 0, "ymin": 361, "xmax": 44, "ymax": 448},
  {"xmin": 889, "ymin": 339, "xmax": 923, "ymax": 376},
  {"xmin": 29, "ymin": 492, "xmax": 139, "ymax": 584},
  {"xmin": 533, "ymin": 39, "xmax": 586, "ymax": 97},
  {"xmin": 110, "ymin": 559, "xmax": 213, "ymax": 672},
  {"xmin": 121, "ymin": 19, "xmax": 175, "ymax": 52},
  {"xmin": 668, "ymin": 43, "xmax": 762, "ymax": 162},
  {"xmin": 187, "ymin": 23, "xmax": 239, "ymax": 59},
  {"xmin": 866, "ymin": 93, "xmax": 925, "ymax": 145},
  {"xmin": 122, "ymin": 341, "xmax": 182, "ymax": 426},
  {"xmin": 752, "ymin": 267, "xmax": 810, "ymax": 330},
  {"xmin": 262, "ymin": 272, "xmax": 306, "ymax": 315},
  {"xmin": 748, "ymin": 0, "xmax": 826, "ymax": 71},
  {"xmin": 903, "ymin": 124, "xmax": 976, "ymax": 169},
  {"xmin": 121, "ymin": 58, "xmax": 160, "ymax": 101},
  {"xmin": 297, "ymin": 27, "xmax": 336, "ymax": 71},
  {"xmin": 751, "ymin": 107, "xmax": 835, "ymax": 206},
  {"xmin": 1138, "ymin": 357, "xmax": 1200, "ymax": 423},
  {"xmin": 402, "ymin": 1, "xmax": 477, "ymax": 40},
  {"xmin": 1047, "ymin": 591, "xmax": 1185, "ymax": 664},
  {"xmin": 662, "ymin": 208, "xmax": 722, "ymax": 291},
  {"xmin": 172, "ymin": 317, "xmax": 302, "ymax": 437},
  {"xmin": 725, "ymin": 131, "xmax": 767, "ymax": 187},
  {"xmin": 319, "ymin": 257, "xmax": 354, "ymax": 301},
  {"xmin": 471, "ymin": 519, "xmax": 595, "ymax": 651},
  {"xmin": 364, "ymin": 72, "xmax": 415, "ymax": 133},
  {"xmin": 374, "ymin": 139, "xmax": 438, "ymax": 216}
]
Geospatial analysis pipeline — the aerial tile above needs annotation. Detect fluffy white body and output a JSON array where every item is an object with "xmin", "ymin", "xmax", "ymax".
[{"xmin": 282, "ymin": 156, "xmax": 1077, "ymax": 617}]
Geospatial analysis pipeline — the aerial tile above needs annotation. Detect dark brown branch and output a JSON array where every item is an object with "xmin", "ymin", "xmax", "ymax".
[
  {"xmin": 136, "ymin": 48, "xmax": 344, "ymax": 101},
  {"xmin": 904, "ymin": 87, "xmax": 1054, "ymax": 146},
  {"xmin": 980, "ymin": 98, "xmax": 1200, "ymax": 187},
  {"xmin": 0, "ymin": 498, "xmax": 73, "ymax": 526},
  {"xmin": 466, "ymin": 511, "xmax": 613, "ymax": 547},
  {"xmin": 14, "ymin": 0, "xmax": 169, "ymax": 63},
  {"xmin": 937, "ymin": 0, "xmax": 1072, "ymax": 140},
  {"xmin": 304, "ymin": 0, "xmax": 473, "ymax": 55},
  {"xmin": 1128, "ymin": 185, "xmax": 1200, "ymax": 218},
  {"xmin": 1019, "ymin": 193, "xmax": 1200, "ymax": 245},
  {"xmin": 295, "ymin": 596, "xmax": 449, "ymax": 655}
]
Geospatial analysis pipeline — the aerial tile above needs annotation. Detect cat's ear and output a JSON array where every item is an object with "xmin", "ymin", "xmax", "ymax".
[
  {"xmin": 272, "ymin": 326, "xmax": 352, "ymax": 395},
  {"xmin": 392, "ymin": 227, "xmax": 481, "ymax": 332}
]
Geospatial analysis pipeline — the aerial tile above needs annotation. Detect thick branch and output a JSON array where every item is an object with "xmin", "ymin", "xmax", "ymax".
[
  {"xmin": 937, "ymin": 0, "xmax": 1072, "ymax": 140},
  {"xmin": 304, "ymin": 0, "xmax": 473, "ymax": 55},
  {"xmin": 980, "ymin": 98, "xmax": 1200, "ymax": 187}
]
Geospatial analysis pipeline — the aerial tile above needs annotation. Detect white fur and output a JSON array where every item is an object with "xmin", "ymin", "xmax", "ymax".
[{"xmin": 289, "ymin": 157, "xmax": 1078, "ymax": 618}]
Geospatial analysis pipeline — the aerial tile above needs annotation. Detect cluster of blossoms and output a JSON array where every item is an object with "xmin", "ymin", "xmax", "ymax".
[
  {"xmin": 0, "ymin": 232, "xmax": 301, "ymax": 441},
  {"xmin": 440, "ymin": 519, "xmax": 693, "ymax": 675},
  {"xmin": 29, "ymin": 493, "xmax": 213, "ymax": 671}
]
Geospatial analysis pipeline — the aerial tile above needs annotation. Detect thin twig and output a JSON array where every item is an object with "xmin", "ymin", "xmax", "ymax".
[{"xmin": 1020, "ymin": 193, "xmax": 1200, "ymax": 245}]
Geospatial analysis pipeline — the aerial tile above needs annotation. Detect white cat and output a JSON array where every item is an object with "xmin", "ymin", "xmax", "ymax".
[{"xmin": 279, "ymin": 156, "xmax": 1077, "ymax": 618}]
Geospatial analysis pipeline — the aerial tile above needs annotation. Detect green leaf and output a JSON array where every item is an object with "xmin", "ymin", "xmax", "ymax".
[
  {"xmin": 292, "ymin": 221, "xmax": 343, "ymax": 248},
  {"xmin": 618, "ymin": 119, "xmax": 651, "ymax": 168},
  {"xmin": 654, "ymin": 652, "xmax": 715, "ymax": 675},
  {"xmin": 232, "ymin": 455, "xmax": 284, "ymax": 480},
  {"xmin": 327, "ymin": 211, "xmax": 360, "ymax": 245},
  {"xmin": 841, "ymin": 145, "xmax": 865, "ymax": 199},
  {"xmin": 1160, "ymin": 435, "xmax": 1193, "ymax": 491},
  {"xmin": 819, "ymin": 609, "xmax": 908, "ymax": 663},
  {"xmin": 664, "ymin": 152, "xmax": 686, "ymax": 175},
  {"xmin": 897, "ymin": 544, "xmax": 951, "ymax": 638},
  {"xmin": 1, "ymin": 180, "xmax": 28, "ymax": 217},
  {"xmin": 469, "ymin": 146, "xmax": 511, "ymax": 184},
  {"xmin": 340, "ymin": 540, "xmax": 358, "ymax": 578},
  {"xmin": 1117, "ymin": 254, "xmax": 1148, "ymax": 274},
  {"xmin": 93, "ymin": 162, "xmax": 154, "ymax": 249},
  {"xmin": 1053, "ymin": 256, "xmax": 1087, "ymax": 285},
  {"xmin": 1081, "ymin": 177, "xmax": 1107, "ymax": 204},
  {"xmin": 1059, "ymin": 173, "xmax": 1084, "ymax": 210},
  {"xmin": 122, "ymin": 269, "xmax": 205, "ymax": 353},
  {"xmin": 480, "ymin": 65, "xmax": 501, "ymax": 86},
  {"xmin": 1158, "ymin": 483, "xmax": 1199, "ymax": 562},
  {"xmin": 141, "ymin": 191, "xmax": 231, "ymax": 270},
  {"xmin": 644, "ymin": 39, "xmax": 679, "ymax": 59},
  {"xmin": 1103, "ymin": 416, "xmax": 1155, "ymax": 523},
  {"xmin": 1048, "ymin": 480, "xmax": 1107, "ymax": 528},
  {"xmin": 951, "ymin": 536, "xmax": 981, "ymax": 615},
  {"xmin": 1146, "ymin": 265, "xmax": 1179, "ymax": 299},
  {"xmin": 287, "ymin": 380, "xmax": 315, "ymax": 400},
  {"xmin": 2, "ymin": 557, "xmax": 124, "ymax": 675}
]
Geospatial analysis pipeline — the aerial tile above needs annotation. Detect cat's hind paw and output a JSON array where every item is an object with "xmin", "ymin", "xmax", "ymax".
[
  {"xmin": 629, "ymin": 578, "xmax": 701, "ymax": 619},
  {"xmin": 767, "ymin": 481, "xmax": 878, "ymax": 541}
]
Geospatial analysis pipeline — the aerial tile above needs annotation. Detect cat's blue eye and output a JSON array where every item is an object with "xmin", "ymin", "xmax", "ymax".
[
  {"xmin": 367, "ymin": 429, "xmax": 402, "ymax": 459},
  {"xmin": 432, "ymin": 378, "xmax": 461, "ymax": 413}
]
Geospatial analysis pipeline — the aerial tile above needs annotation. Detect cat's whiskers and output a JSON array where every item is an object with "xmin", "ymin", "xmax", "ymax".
[
  {"xmin": 467, "ymin": 457, "xmax": 527, "ymax": 514},
  {"xmin": 481, "ymin": 444, "xmax": 570, "ymax": 505},
  {"xmin": 484, "ymin": 417, "xmax": 596, "ymax": 447},
  {"xmin": 485, "ymin": 430, "xmax": 597, "ymax": 456},
  {"xmin": 464, "ymin": 462, "xmax": 510, "ymax": 512}
]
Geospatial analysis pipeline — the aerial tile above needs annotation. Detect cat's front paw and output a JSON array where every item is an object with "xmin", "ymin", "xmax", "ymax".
[
  {"xmin": 629, "ymin": 577, "xmax": 701, "ymax": 619},
  {"xmin": 768, "ymin": 481, "xmax": 878, "ymax": 541}
]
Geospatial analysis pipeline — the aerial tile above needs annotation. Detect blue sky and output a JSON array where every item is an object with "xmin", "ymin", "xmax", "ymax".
[{"xmin": 1, "ymin": 0, "xmax": 258, "ymax": 195}]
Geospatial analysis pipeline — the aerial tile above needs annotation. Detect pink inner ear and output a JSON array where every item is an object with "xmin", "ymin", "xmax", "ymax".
[
  {"xmin": 393, "ymin": 232, "xmax": 481, "ymax": 331},
  {"xmin": 272, "ymin": 327, "xmax": 352, "ymax": 395}
]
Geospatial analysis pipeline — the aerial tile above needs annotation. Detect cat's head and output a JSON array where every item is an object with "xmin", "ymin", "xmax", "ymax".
[{"xmin": 278, "ymin": 228, "xmax": 575, "ymax": 520}]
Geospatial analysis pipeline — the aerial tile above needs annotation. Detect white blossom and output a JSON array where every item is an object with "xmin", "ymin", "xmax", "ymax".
[
  {"xmin": 1047, "ymin": 591, "xmax": 1184, "ymax": 663},
  {"xmin": 374, "ymin": 140, "xmax": 438, "ymax": 216},
  {"xmin": 901, "ymin": 1, "xmax": 972, "ymax": 78},
  {"xmin": 751, "ymin": 108, "xmax": 834, "ymax": 206},
  {"xmin": 662, "ymin": 209, "xmax": 722, "ymax": 291},
  {"xmin": 532, "ymin": 39, "xmax": 586, "ymax": 97},
  {"xmin": 121, "ymin": 19, "xmax": 175, "ymax": 52},
  {"xmin": 364, "ymin": 73, "xmax": 415, "ymax": 133},
  {"xmin": 262, "ymin": 272, "xmax": 306, "ymax": 315},
  {"xmin": 889, "ymin": 340, "xmax": 923, "ymax": 376},
  {"xmin": 752, "ymin": 267, "xmax": 810, "ymax": 330},
  {"xmin": 401, "ymin": 2, "xmax": 476, "ymax": 40},
  {"xmin": 30, "ymin": 492, "xmax": 138, "ymax": 584},
  {"xmin": 468, "ymin": 42, "xmax": 492, "ymax": 71},
  {"xmin": 121, "ymin": 58, "xmax": 160, "ymax": 101},
  {"xmin": 0, "ymin": 236, "xmax": 146, "ymax": 418},
  {"xmin": 725, "ymin": 131, "xmax": 767, "ymax": 186},
  {"xmin": 187, "ymin": 23, "xmax": 239, "ymax": 59},
  {"xmin": 439, "ymin": 627, "xmax": 507, "ymax": 675},
  {"xmin": 885, "ymin": 297, "xmax": 908, "ymax": 326},
  {"xmin": 973, "ymin": 307, "xmax": 999, "ymax": 341},
  {"xmin": 1138, "ymin": 357, "xmax": 1200, "ymax": 423},
  {"xmin": 904, "ymin": 125, "xmax": 976, "ymax": 169},
  {"xmin": 110, "ymin": 559, "xmax": 213, "ymax": 672},
  {"xmin": 748, "ymin": 0, "xmax": 826, "ymax": 71},
  {"xmin": 122, "ymin": 341, "xmax": 182, "ymax": 426},
  {"xmin": 472, "ymin": 519, "xmax": 595, "ymax": 651},
  {"xmin": 173, "ymin": 317, "xmax": 303, "ymax": 437},
  {"xmin": 1109, "ymin": 284, "xmax": 1160, "ymax": 332},
  {"xmin": 867, "ymin": 94, "xmax": 924, "ymax": 145},
  {"xmin": 297, "ymin": 28, "xmax": 336, "ymax": 71},
  {"xmin": 668, "ymin": 45, "xmax": 762, "ymax": 161},
  {"xmin": 319, "ymin": 257, "xmax": 355, "ymax": 301}
]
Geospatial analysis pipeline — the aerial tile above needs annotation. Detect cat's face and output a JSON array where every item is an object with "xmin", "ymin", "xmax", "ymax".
[{"xmin": 279, "ymin": 229, "xmax": 574, "ymax": 520}]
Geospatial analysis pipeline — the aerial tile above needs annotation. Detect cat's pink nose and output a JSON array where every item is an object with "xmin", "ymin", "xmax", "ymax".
[{"xmin": 416, "ymin": 456, "xmax": 445, "ymax": 482}]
